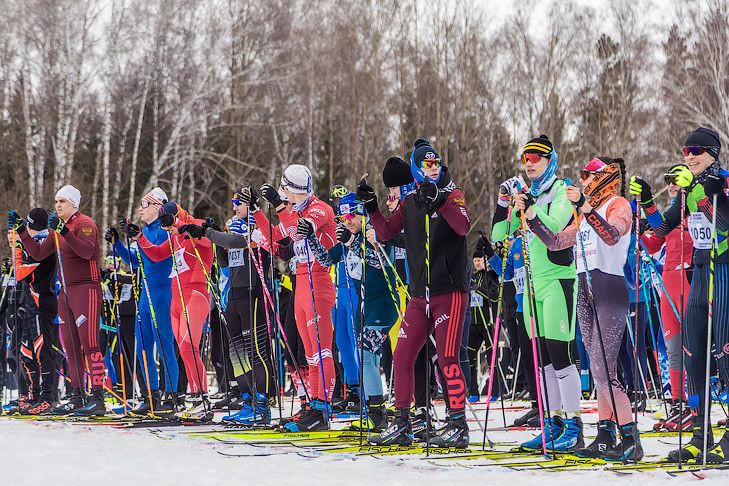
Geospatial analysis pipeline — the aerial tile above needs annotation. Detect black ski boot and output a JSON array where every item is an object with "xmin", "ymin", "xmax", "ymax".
[
  {"xmin": 513, "ymin": 403, "xmax": 540, "ymax": 427},
  {"xmin": 604, "ymin": 422, "xmax": 643, "ymax": 462},
  {"xmin": 412, "ymin": 406, "xmax": 436, "ymax": 441},
  {"xmin": 705, "ymin": 433, "xmax": 729, "ymax": 464},
  {"xmin": 154, "ymin": 392, "xmax": 184, "ymax": 418},
  {"xmin": 427, "ymin": 411, "xmax": 469, "ymax": 448},
  {"xmin": 129, "ymin": 390, "xmax": 161, "ymax": 417},
  {"xmin": 212, "ymin": 387, "xmax": 243, "ymax": 410},
  {"xmin": 667, "ymin": 421, "xmax": 713, "ymax": 462},
  {"xmin": 333, "ymin": 386, "xmax": 361, "ymax": 414},
  {"xmin": 282, "ymin": 400, "xmax": 328, "ymax": 432},
  {"xmin": 574, "ymin": 420, "xmax": 617, "ymax": 458},
  {"xmin": 73, "ymin": 390, "xmax": 107, "ymax": 417},
  {"xmin": 350, "ymin": 395, "xmax": 387, "ymax": 431},
  {"xmin": 369, "ymin": 408, "xmax": 413, "ymax": 446},
  {"xmin": 50, "ymin": 388, "xmax": 84, "ymax": 416}
]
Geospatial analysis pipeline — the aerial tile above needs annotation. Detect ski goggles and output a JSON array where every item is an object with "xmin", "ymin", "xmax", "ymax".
[
  {"xmin": 231, "ymin": 193, "xmax": 243, "ymax": 206},
  {"xmin": 419, "ymin": 157, "xmax": 441, "ymax": 169},
  {"xmin": 521, "ymin": 152, "xmax": 544, "ymax": 164},
  {"xmin": 140, "ymin": 199, "xmax": 161, "ymax": 209},
  {"xmin": 664, "ymin": 173, "xmax": 678, "ymax": 185},
  {"xmin": 580, "ymin": 170, "xmax": 599, "ymax": 181},
  {"xmin": 682, "ymin": 146, "xmax": 708, "ymax": 157}
]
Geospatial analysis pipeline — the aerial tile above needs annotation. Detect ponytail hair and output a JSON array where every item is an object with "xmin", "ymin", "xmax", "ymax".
[{"xmin": 614, "ymin": 158, "xmax": 626, "ymax": 198}]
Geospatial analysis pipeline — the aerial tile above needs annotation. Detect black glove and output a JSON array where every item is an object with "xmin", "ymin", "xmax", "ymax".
[
  {"xmin": 639, "ymin": 219, "xmax": 651, "ymax": 234},
  {"xmin": 703, "ymin": 174, "xmax": 725, "ymax": 199},
  {"xmin": 575, "ymin": 191, "xmax": 586, "ymax": 208},
  {"xmin": 479, "ymin": 234, "xmax": 495, "ymax": 259},
  {"xmin": 201, "ymin": 217, "xmax": 221, "ymax": 233},
  {"xmin": 237, "ymin": 186, "xmax": 260, "ymax": 211},
  {"xmin": 159, "ymin": 212, "xmax": 175, "ymax": 228},
  {"xmin": 119, "ymin": 219, "xmax": 141, "ymax": 238},
  {"xmin": 1, "ymin": 258, "xmax": 11, "ymax": 274},
  {"xmin": 494, "ymin": 240, "xmax": 505, "ymax": 257},
  {"xmin": 260, "ymin": 183, "xmax": 283, "ymax": 208},
  {"xmin": 48, "ymin": 213, "xmax": 68, "ymax": 235},
  {"xmin": 296, "ymin": 218, "xmax": 315, "ymax": 239},
  {"xmin": 336, "ymin": 225, "xmax": 354, "ymax": 246},
  {"xmin": 356, "ymin": 180, "xmax": 378, "ymax": 213},
  {"xmin": 178, "ymin": 223, "xmax": 205, "ymax": 239},
  {"xmin": 521, "ymin": 191, "xmax": 535, "ymax": 210},
  {"xmin": 418, "ymin": 179, "xmax": 448, "ymax": 208},
  {"xmin": 8, "ymin": 210, "xmax": 25, "ymax": 233},
  {"xmin": 104, "ymin": 227, "xmax": 119, "ymax": 244}
]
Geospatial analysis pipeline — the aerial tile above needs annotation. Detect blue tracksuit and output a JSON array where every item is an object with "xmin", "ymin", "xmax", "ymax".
[
  {"xmin": 114, "ymin": 219, "xmax": 178, "ymax": 393},
  {"xmin": 332, "ymin": 255, "xmax": 360, "ymax": 387}
]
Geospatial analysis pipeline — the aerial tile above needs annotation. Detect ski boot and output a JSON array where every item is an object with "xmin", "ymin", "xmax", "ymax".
[
  {"xmin": 368, "ymin": 408, "xmax": 413, "ymax": 446},
  {"xmin": 283, "ymin": 399, "xmax": 329, "ymax": 432},
  {"xmin": 520, "ymin": 415, "xmax": 563, "ymax": 452},
  {"xmin": 604, "ymin": 422, "xmax": 643, "ymax": 462},
  {"xmin": 412, "ymin": 406, "xmax": 437, "ymax": 441},
  {"xmin": 50, "ymin": 388, "xmax": 84, "ymax": 416},
  {"xmin": 279, "ymin": 398, "xmax": 310, "ymax": 427},
  {"xmin": 666, "ymin": 421, "xmax": 713, "ymax": 462},
  {"xmin": 213, "ymin": 387, "xmax": 243, "ymax": 410},
  {"xmin": 332, "ymin": 386, "xmax": 361, "ymax": 415},
  {"xmin": 2, "ymin": 400, "xmax": 19, "ymax": 415},
  {"xmin": 550, "ymin": 416, "xmax": 584, "ymax": 452},
  {"xmin": 17, "ymin": 395, "xmax": 34, "ymax": 415},
  {"xmin": 128, "ymin": 390, "xmax": 161, "ymax": 417},
  {"xmin": 26, "ymin": 399, "xmax": 54, "ymax": 415},
  {"xmin": 74, "ymin": 390, "xmax": 107, "ymax": 417},
  {"xmin": 574, "ymin": 420, "xmax": 617, "ymax": 458},
  {"xmin": 350, "ymin": 395, "xmax": 387, "ymax": 432},
  {"xmin": 468, "ymin": 394, "xmax": 480, "ymax": 403},
  {"xmin": 223, "ymin": 393, "xmax": 271, "ymax": 426},
  {"xmin": 427, "ymin": 411, "xmax": 469, "ymax": 448},
  {"xmin": 513, "ymin": 403, "xmax": 540, "ymax": 427},
  {"xmin": 175, "ymin": 395, "xmax": 213, "ymax": 422},
  {"xmin": 153, "ymin": 392, "xmax": 185, "ymax": 419},
  {"xmin": 705, "ymin": 433, "xmax": 729, "ymax": 464},
  {"xmin": 663, "ymin": 401, "xmax": 693, "ymax": 432}
]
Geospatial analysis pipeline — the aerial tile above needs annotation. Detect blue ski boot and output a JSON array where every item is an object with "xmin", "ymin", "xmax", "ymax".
[
  {"xmin": 550, "ymin": 416, "xmax": 584, "ymax": 452},
  {"xmin": 222, "ymin": 393, "xmax": 252, "ymax": 422},
  {"xmin": 283, "ymin": 399, "xmax": 329, "ymax": 432},
  {"xmin": 223, "ymin": 393, "xmax": 271, "ymax": 425},
  {"xmin": 520, "ymin": 415, "xmax": 563, "ymax": 451}
]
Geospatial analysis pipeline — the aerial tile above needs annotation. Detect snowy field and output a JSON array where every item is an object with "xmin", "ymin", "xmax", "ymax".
[{"xmin": 1, "ymin": 400, "xmax": 728, "ymax": 486}]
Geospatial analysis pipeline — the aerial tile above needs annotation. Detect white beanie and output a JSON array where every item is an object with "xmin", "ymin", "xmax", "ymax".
[
  {"xmin": 142, "ymin": 187, "xmax": 168, "ymax": 207},
  {"xmin": 55, "ymin": 185, "xmax": 81, "ymax": 208},
  {"xmin": 280, "ymin": 164, "xmax": 312, "ymax": 194}
]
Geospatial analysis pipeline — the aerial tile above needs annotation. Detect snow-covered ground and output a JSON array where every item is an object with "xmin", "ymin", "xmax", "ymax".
[{"xmin": 1, "ymin": 400, "xmax": 727, "ymax": 486}]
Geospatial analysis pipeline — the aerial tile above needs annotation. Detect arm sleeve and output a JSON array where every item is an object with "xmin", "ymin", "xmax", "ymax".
[
  {"xmin": 491, "ymin": 205, "xmax": 519, "ymax": 241},
  {"xmin": 137, "ymin": 233, "xmax": 173, "ymax": 262},
  {"xmin": 643, "ymin": 196, "xmax": 681, "ymax": 237},
  {"xmin": 437, "ymin": 189, "xmax": 470, "ymax": 236},
  {"xmin": 205, "ymin": 228, "xmax": 248, "ymax": 249},
  {"xmin": 15, "ymin": 248, "xmax": 38, "ymax": 281},
  {"xmin": 18, "ymin": 230, "xmax": 56, "ymax": 261},
  {"xmin": 113, "ymin": 240, "xmax": 132, "ymax": 265},
  {"xmin": 252, "ymin": 209, "xmax": 287, "ymax": 243},
  {"xmin": 584, "ymin": 198, "xmax": 632, "ymax": 245},
  {"xmin": 529, "ymin": 185, "xmax": 574, "ymax": 233},
  {"xmin": 527, "ymin": 217, "xmax": 578, "ymax": 251},
  {"xmin": 62, "ymin": 223, "xmax": 98, "ymax": 260},
  {"xmin": 640, "ymin": 233, "xmax": 666, "ymax": 255},
  {"xmin": 368, "ymin": 205, "xmax": 405, "ymax": 242}
]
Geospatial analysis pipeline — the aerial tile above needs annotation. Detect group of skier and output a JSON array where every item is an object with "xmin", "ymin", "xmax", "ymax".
[{"xmin": 1, "ymin": 128, "xmax": 728, "ymax": 465}]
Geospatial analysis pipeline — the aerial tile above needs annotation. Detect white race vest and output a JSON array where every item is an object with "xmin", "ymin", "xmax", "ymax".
[
  {"xmin": 345, "ymin": 249, "xmax": 363, "ymax": 280},
  {"xmin": 168, "ymin": 247, "xmax": 190, "ymax": 278},
  {"xmin": 687, "ymin": 212, "xmax": 713, "ymax": 250},
  {"xmin": 514, "ymin": 266, "xmax": 526, "ymax": 294},
  {"xmin": 576, "ymin": 196, "xmax": 631, "ymax": 276}
]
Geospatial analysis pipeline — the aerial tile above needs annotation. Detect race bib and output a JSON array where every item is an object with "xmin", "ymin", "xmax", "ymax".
[
  {"xmin": 346, "ymin": 249, "xmax": 363, "ymax": 280},
  {"xmin": 228, "ymin": 248, "xmax": 245, "ymax": 268},
  {"xmin": 470, "ymin": 290, "xmax": 483, "ymax": 307},
  {"xmin": 292, "ymin": 239, "xmax": 311, "ymax": 266},
  {"xmin": 168, "ymin": 247, "xmax": 190, "ymax": 277},
  {"xmin": 394, "ymin": 247, "xmax": 406, "ymax": 260},
  {"xmin": 688, "ymin": 212, "xmax": 713, "ymax": 250},
  {"xmin": 514, "ymin": 266, "xmax": 526, "ymax": 294},
  {"xmin": 120, "ymin": 284, "xmax": 133, "ymax": 302}
]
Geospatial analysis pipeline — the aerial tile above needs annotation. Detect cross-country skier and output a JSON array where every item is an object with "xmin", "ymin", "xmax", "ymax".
[
  {"xmin": 493, "ymin": 135, "xmax": 582, "ymax": 452},
  {"xmin": 629, "ymin": 127, "xmax": 729, "ymax": 463},
  {"xmin": 361, "ymin": 139, "xmax": 471, "ymax": 447}
]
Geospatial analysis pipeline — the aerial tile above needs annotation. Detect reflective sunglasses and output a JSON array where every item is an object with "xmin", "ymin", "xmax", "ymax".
[
  {"xmin": 521, "ymin": 152, "xmax": 543, "ymax": 164},
  {"xmin": 580, "ymin": 170, "xmax": 598, "ymax": 181},
  {"xmin": 683, "ymin": 146, "xmax": 707, "ymax": 157},
  {"xmin": 664, "ymin": 173, "xmax": 678, "ymax": 185},
  {"xmin": 419, "ymin": 157, "xmax": 441, "ymax": 169}
]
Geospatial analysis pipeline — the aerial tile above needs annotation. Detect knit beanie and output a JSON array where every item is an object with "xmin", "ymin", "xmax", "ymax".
[
  {"xmin": 55, "ymin": 185, "xmax": 81, "ymax": 208},
  {"xmin": 383, "ymin": 157, "xmax": 414, "ymax": 188},
  {"xmin": 281, "ymin": 164, "xmax": 313, "ymax": 194},
  {"xmin": 26, "ymin": 208, "xmax": 49, "ymax": 231},
  {"xmin": 684, "ymin": 127, "xmax": 721, "ymax": 160},
  {"xmin": 410, "ymin": 138, "xmax": 442, "ymax": 183}
]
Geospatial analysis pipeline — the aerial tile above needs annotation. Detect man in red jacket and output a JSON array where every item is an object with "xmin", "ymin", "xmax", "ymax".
[{"xmin": 11, "ymin": 185, "xmax": 105, "ymax": 415}]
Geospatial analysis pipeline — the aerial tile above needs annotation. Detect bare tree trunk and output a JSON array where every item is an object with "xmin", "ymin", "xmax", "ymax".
[
  {"xmin": 126, "ymin": 77, "xmax": 150, "ymax": 217},
  {"xmin": 101, "ymin": 99, "xmax": 112, "ymax": 231}
]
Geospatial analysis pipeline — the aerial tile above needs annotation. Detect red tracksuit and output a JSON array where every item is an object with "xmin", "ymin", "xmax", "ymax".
[
  {"xmin": 138, "ymin": 209, "xmax": 213, "ymax": 394},
  {"xmin": 642, "ymin": 223, "xmax": 692, "ymax": 400},
  {"xmin": 19, "ymin": 212, "xmax": 104, "ymax": 390},
  {"xmin": 255, "ymin": 196, "xmax": 337, "ymax": 402}
]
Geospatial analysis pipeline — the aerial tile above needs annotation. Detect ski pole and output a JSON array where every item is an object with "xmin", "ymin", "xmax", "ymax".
[
  {"xmin": 267, "ymin": 201, "xmax": 284, "ymax": 420},
  {"xmin": 566, "ymin": 179, "xmax": 624, "ymax": 449},
  {"xmin": 482, "ymin": 210, "xmax": 513, "ymax": 450},
  {"xmin": 109, "ymin": 246, "xmax": 131, "ymax": 413},
  {"xmin": 632, "ymin": 196, "xmax": 642, "ymax": 433},
  {"xmin": 702, "ymin": 194, "xmax": 718, "ymax": 467},
  {"xmin": 358, "ymin": 213, "xmax": 368, "ymax": 444},
  {"xmin": 246, "ymin": 211, "xmax": 260, "ymax": 414},
  {"xmin": 678, "ymin": 188, "xmax": 686, "ymax": 470},
  {"xmin": 424, "ymin": 209, "xmax": 431, "ymax": 457}
]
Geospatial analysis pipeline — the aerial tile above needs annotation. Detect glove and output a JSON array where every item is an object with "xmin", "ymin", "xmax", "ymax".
[
  {"xmin": 499, "ymin": 177, "xmax": 522, "ymax": 197},
  {"xmin": 703, "ymin": 174, "xmax": 725, "ymax": 199},
  {"xmin": 178, "ymin": 224, "xmax": 205, "ymax": 239},
  {"xmin": 202, "ymin": 217, "xmax": 221, "ymax": 233},
  {"xmin": 8, "ymin": 210, "xmax": 25, "ymax": 233},
  {"xmin": 1, "ymin": 258, "xmax": 11, "ymax": 274},
  {"xmin": 104, "ymin": 227, "xmax": 119, "ymax": 244},
  {"xmin": 520, "ymin": 190, "xmax": 535, "ymax": 210},
  {"xmin": 336, "ymin": 225, "xmax": 354, "ymax": 246},
  {"xmin": 296, "ymin": 218, "xmax": 315, "ymax": 239},
  {"xmin": 119, "ymin": 218, "xmax": 141, "ymax": 238},
  {"xmin": 639, "ymin": 219, "xmax": 651, "ymax": 234},
  {"xmin": 479, "ymin": 234, "xmax": 495, "ymax": 259},
  {"xmin": 418, "ymin": 179, "xmax": 448, "ymax": 208},
  {"xmin": 48, "ymin": 213, "xmax": 68, "ymax": 235},
  {"xmin": 159, "ymin": 212, "xmax": 175, "ymax": 228},
  {"xmin": 356, "ymin": 180, "xmax": 378, "ymax": 213},
  {"xmin": 669, "ymin": 164, "xmax": 695, "ymax": 189},
  {"xmin": 260, "ymin": 183, "xmax": 284, "ymax": 208},
  {"xmin": 239, "ymin": 186, "xmax": 260, "ymax": 211},
  {"xmin": 628, "ymin": 176, "xmax": 654, "ymax": 205}
]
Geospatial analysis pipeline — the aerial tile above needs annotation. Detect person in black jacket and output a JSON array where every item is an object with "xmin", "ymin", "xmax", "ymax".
[{"xmin": 360, "ymin": 138, "xmax": 471, "ymax": 447}]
